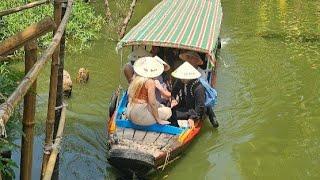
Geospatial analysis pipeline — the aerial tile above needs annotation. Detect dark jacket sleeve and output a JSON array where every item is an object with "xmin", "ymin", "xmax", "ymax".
[
  {"xmin": 171, "ymin": 80, "xmax": 182, "ymax": 98},
  {"xmin": 189, "ymin": 85, "xmax": 205, "ymax": 120}
]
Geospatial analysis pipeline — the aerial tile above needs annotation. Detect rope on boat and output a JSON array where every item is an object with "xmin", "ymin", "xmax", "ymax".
[
  {"xmin": 159, "ymin": 155, "xmax": 180, "ymax": 170},
  {"xmin": 162, "ymin": 147, "xmax": 171, "ymax": 171}
]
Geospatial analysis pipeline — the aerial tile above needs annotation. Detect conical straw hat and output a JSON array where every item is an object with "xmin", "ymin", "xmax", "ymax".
[
  {"xmin": 154, "ymin": 56, "xmax": 170, "ymax": 71},
  {"xmin": 128, "ymin": 46, "xmax": 152, "ymax": 62},
  {"xmin": 179, "ymin": 51, "xmax": 203, "ymax": 66},
  {"xmin": 133, "ymin": 57, "xmax": 164, "ymax": 78},
  {"xmin": 171, "ymin": 62, "xmax": 201, "ymax": 80}
]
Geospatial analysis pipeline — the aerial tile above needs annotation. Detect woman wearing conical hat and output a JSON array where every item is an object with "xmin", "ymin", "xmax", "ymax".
[
  {"xmin": 126, "ymin": 57, "xmax": 171, "ymax": 126},
  {"xmin": 170, "ymin": 62, "xmax": 206, "ymax": 128},
  {"xmin": 124, "ymin": 46, "xmax": 152, "ymax": 83}
]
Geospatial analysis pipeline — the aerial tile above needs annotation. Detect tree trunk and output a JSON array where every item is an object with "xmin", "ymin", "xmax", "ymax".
[{"xmin": 118, "ymin": 0, "xmax": 137, "ymax": 39}]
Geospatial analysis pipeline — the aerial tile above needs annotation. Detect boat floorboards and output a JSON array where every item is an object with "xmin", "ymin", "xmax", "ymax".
[
  {"xmin": 143, "ymin": 132, "xmax": 161, "ymax": 144},
  {"xmin": 123, "ymin": 128, "xmax": 135, "ymax": 140},
  {"xmin": 133, "ymin": 130, "xmax": 147, "ymax": 141},
  {"xmin": 116, "ymin": 127, "xmax": 124, "ymax": 139},
  {"xmin": 154, "ymin": 133, "xmax": 173, "ymax": 148},
  {"xmin": 112, "ymin": 127, "xmax": 180, "ymax": 157}
]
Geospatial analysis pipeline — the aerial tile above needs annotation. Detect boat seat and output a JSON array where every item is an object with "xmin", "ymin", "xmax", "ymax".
[
  {"xmin": 116, "ymin": 92, "xmax": 185, "ymax": 135},
  {"xmin": 116, "ymin": 119, "xmax": 184, "ymax": 135}
]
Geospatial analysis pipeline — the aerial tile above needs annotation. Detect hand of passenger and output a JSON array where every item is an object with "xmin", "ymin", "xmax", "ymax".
[
  {"xmin": 171, "ymin": 99, "xmax": 178, "ymax": 108},
  {"xmin": 157, "ymin": 120, "xmax": 171, "ymax": 125},
  {"xmin": 188, "ymin": 119, "xmax": 195, "ymax": 129},
  {"xmin": 154, "ymin": 80, "xmax": 162, "ymax": 89}
]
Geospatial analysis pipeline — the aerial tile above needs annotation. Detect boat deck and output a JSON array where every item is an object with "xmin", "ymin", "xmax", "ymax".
[{"xmin": 114, "ymin": 127, "xmax": 179, "ymax": 157}]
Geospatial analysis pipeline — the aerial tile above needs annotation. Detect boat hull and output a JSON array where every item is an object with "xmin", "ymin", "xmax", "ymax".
[
  {"xmin": 107, "ymin": 121, "xmax": 203, "ymax": 177},
  {"xmin": 108, "ymin": 148, "xmax": 154, "ymax": 176}
]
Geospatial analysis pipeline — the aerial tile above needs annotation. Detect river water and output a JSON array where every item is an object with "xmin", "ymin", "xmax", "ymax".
[{"xmin": 11, "ymin": 0, "xmax": 320, "ymax": 179}]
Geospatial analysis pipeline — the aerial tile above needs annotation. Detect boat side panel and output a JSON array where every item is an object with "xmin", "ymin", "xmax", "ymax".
[{"xmin": 155, "ymin": 121, "xmax": 203, "ymax": 167}]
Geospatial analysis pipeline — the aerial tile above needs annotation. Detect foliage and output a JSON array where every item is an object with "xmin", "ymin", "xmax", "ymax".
[
  {"xmin": 0, "ymin": 62, "xmax": 22, "ymax": 179},
  {"xmin": 67, "ymin": 0, "xmax": 104, "ymax": 50},
  {"xmin": 0, "ymin": 0, "xmax": 104, "ymax": 54},
  {"xmin": 0, "ymin": 62, "xmax": 20, "ymax": 99},
  {"xmin": 0, "ymin": 140, "xmax": 19, "ymax": 179},
  {"xmin": 105, "ymin": 0, "xmax": 131, "ymax": 40}
]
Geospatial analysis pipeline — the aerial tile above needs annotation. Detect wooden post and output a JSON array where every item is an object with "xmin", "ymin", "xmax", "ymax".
[
  {"xmin": 20, "ymin": 40, "xmax": 37, "ymax": 180},
  {"xmin": 42, "ymin": 105, "xmax": 66, "ymax": 180},
  {"xmin": 52, "ymin": 1, "xmax": 67, "ymax": 178},
  {"xmin": 0, "ymin": 17, "xmax": 56, "ymax": 56},
  {"xmin": 0, "ymin": 0, "xmax": 49, "ymax": 17},
  {"xmin": 41, "ymin": 0, "xmax": 62, "ymax": 178},
  {"xmin": 118, "ymin": 0, "xmax": 137, "ymax": 39}
]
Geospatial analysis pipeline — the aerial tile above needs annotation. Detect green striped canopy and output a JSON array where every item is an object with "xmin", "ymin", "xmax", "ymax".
[{"xmin": 117, "ymin": 0, "xmax": 223, "ymax": 58}]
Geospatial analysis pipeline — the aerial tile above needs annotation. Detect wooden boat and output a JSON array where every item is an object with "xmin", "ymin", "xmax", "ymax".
[{"xmin": 107, "ymin": 0, "xmax": 223, "ymax": 177}]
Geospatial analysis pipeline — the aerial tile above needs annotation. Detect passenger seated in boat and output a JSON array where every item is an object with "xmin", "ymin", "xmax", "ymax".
[
  {"xmin": 123, "ymin": 46, "xmax": 151, "ymax": 83},
  {"xmin": 126, "ymin": 57, "xmax": 171, "ymax": 126},
  {"xmin": 154, "ymin": 56, "xmax": 171, "ymax": 106},
  {"xmin": 170, "ymin": 62, "xmax": 205, "ymax": 128},
  {"xmin": 179, "ymin": 51, "xmax": 206, "ymax": 79},
  {"xmin": 179, "ymin": 51, "xmax": 219, "ymax": 127},
  {"xmin": 150, "ymin": 46, "xmax": 165, "ymax": 59}
]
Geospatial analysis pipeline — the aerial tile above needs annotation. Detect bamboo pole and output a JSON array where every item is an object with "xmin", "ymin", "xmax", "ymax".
[
  {"xmin": 118, "ymin": 0, "xmax": 137, "ymax": 39},
  {"xmin": 0, "ymin": 0, "xmax": 49, "ymax": 17},
  {"xmin": 52, "ymin": 2, "xmax": 67, "ymax": 179},
  {"xmin": 42, "ymin": 104, "xmax": 66, "ymax": 180},
  {"xmin": 20, "ymin": 40, "xmax": 38, "ymax": 180},
  {"xmin": 0, "ymin": 17, "xmax": 56, "ymax": 56},
  {"xmin": 104, "ymin": 0, "xmax": 112, "ymax": 22},
  {"xmin": 0, "ymin": 0, "xmax": 74, "ymax": 137},
  {"xmin": 40, "ymin": 1, "xmax": 62, "ymax": 178}
]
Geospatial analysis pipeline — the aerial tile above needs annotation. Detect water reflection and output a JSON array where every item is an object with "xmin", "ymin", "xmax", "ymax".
[{"xmin": 222, "ymin": 0, "xmax": 320, "ymax": 179}]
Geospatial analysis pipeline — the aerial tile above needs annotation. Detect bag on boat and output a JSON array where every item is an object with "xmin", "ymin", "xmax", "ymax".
[{"xmin": 198, "ymin": 78, "xmax": 217, "ymax": 108}]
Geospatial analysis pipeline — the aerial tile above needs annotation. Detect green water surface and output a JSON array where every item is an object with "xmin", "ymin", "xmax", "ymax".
[{"xmin": 11, "ymin": 0, "xmax": 320, "ymax": 179}]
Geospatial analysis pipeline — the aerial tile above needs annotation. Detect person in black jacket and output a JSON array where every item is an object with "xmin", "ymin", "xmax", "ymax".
[
  {"xmin": 170, "ymin": 62, "xmax": 205, "ymax": 128},
  {"xmin": 179, "ymin": 51, "xmax": 219, "ymax": 128}
]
